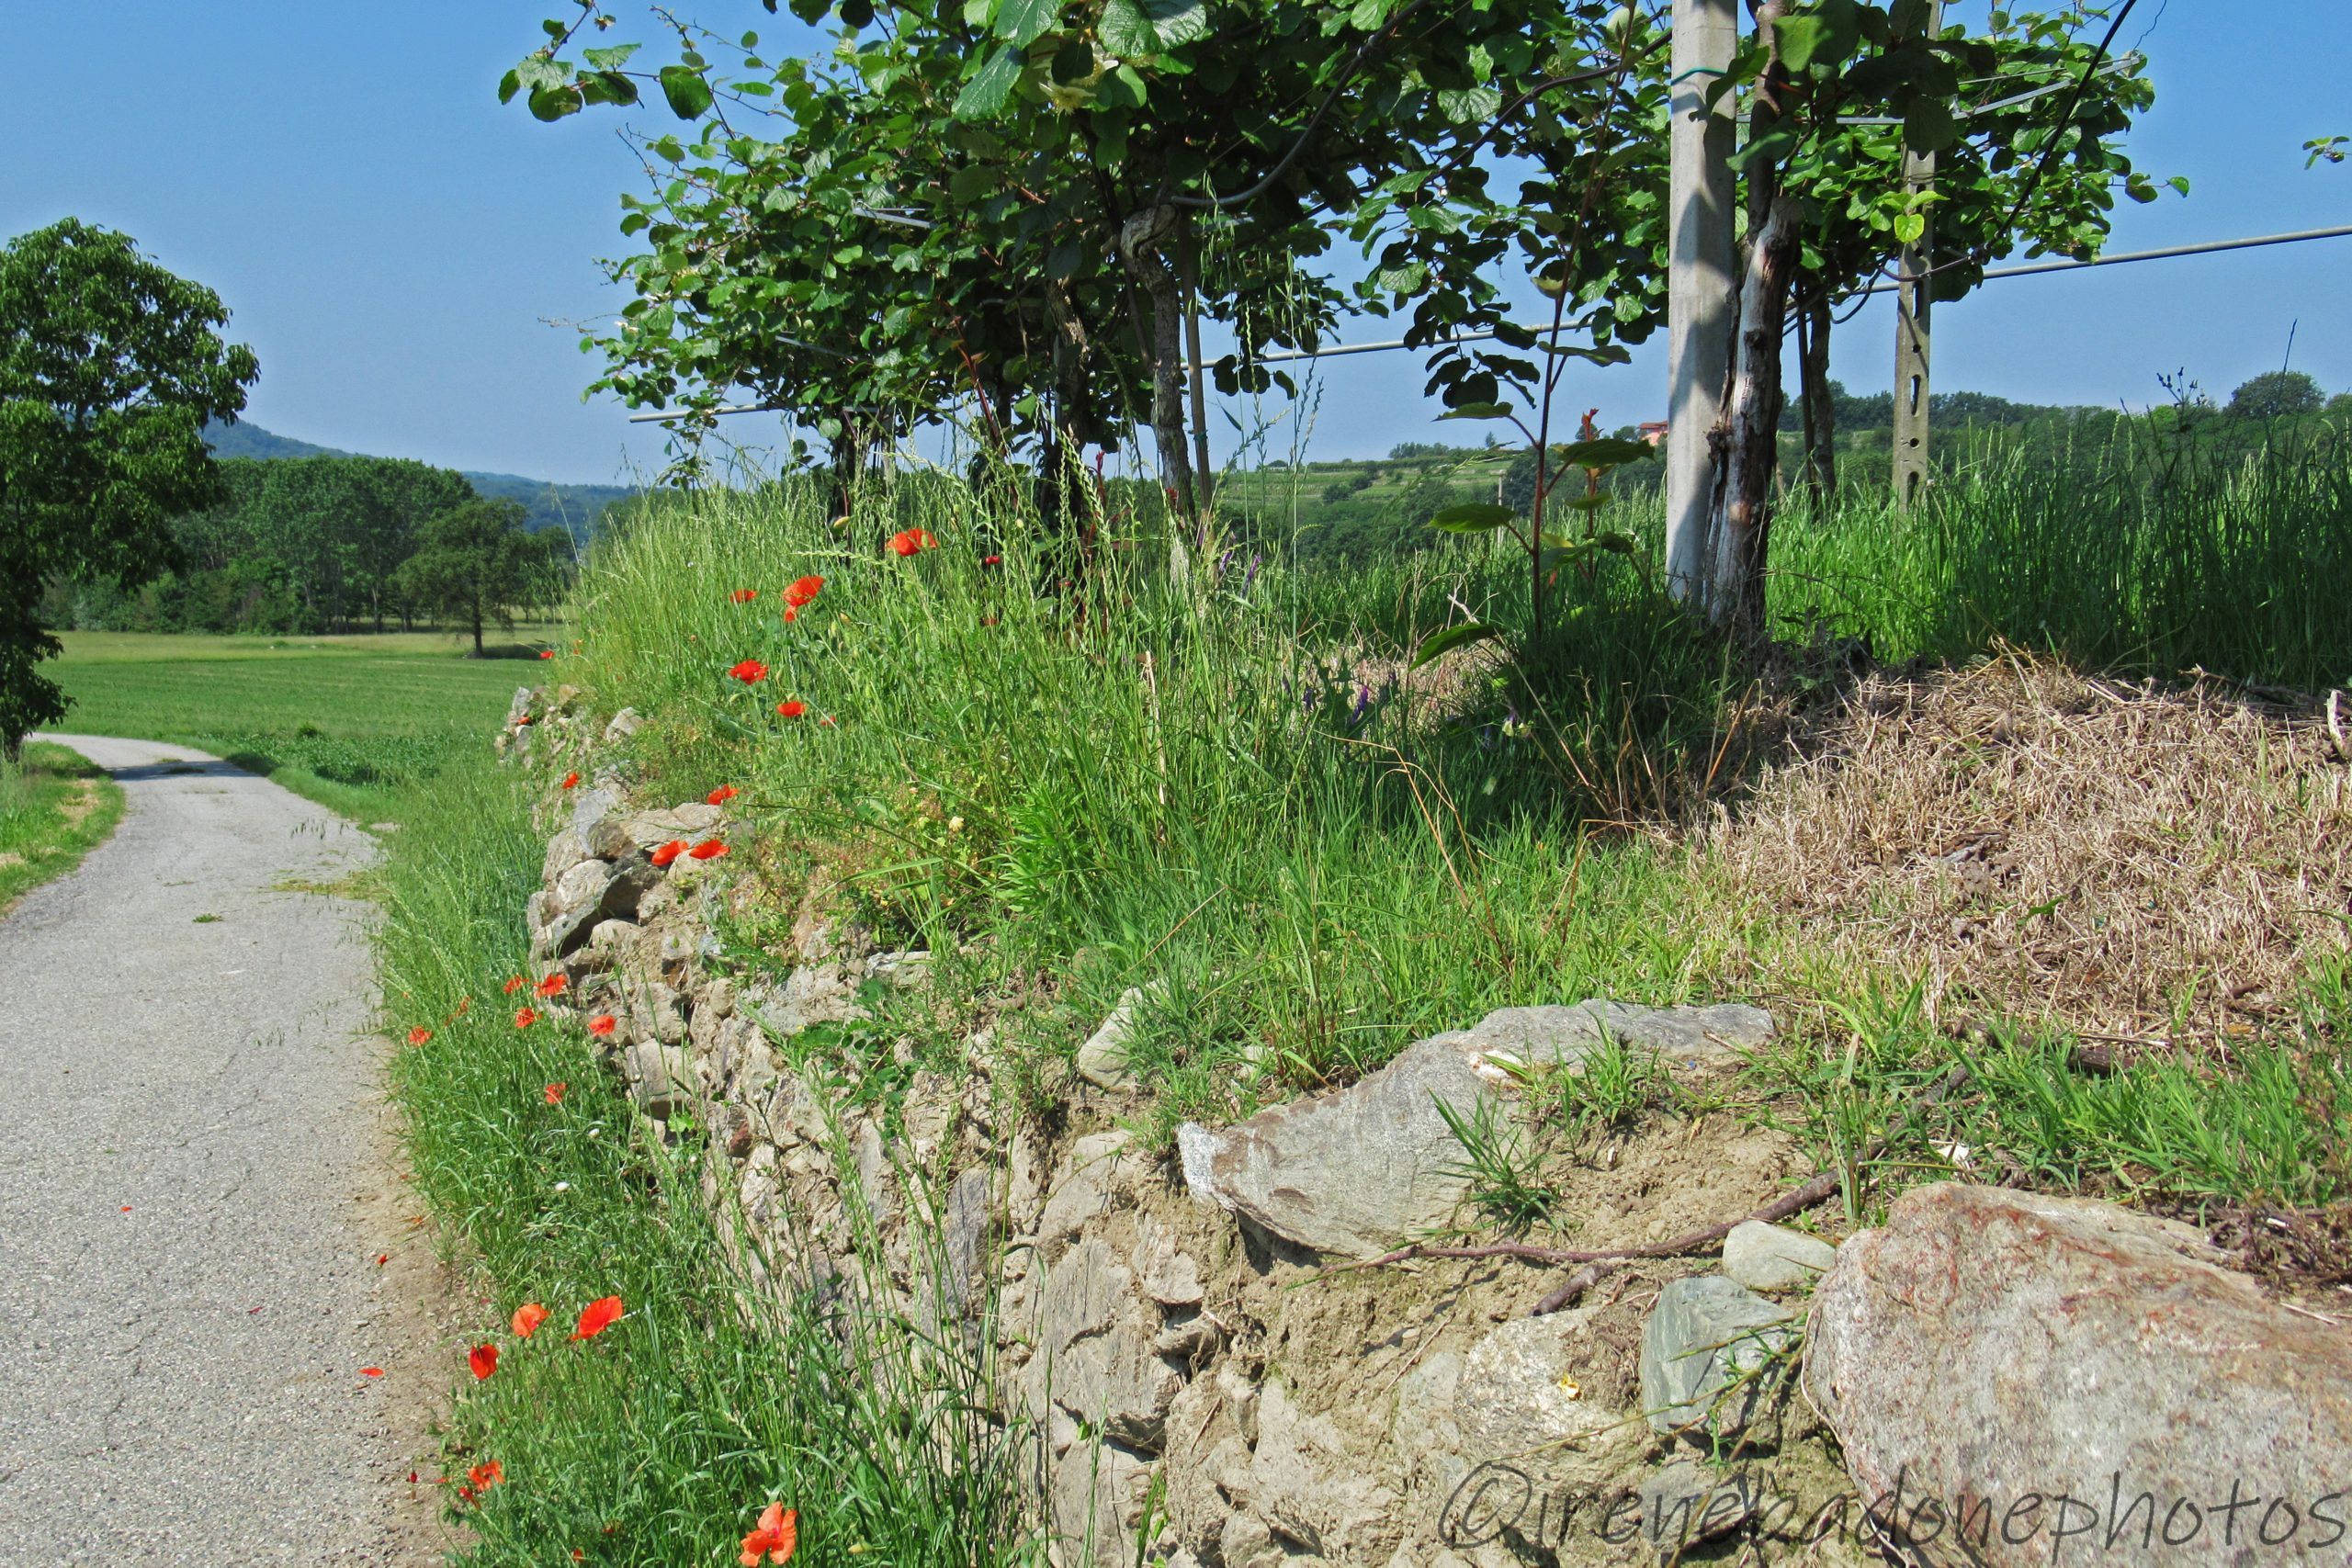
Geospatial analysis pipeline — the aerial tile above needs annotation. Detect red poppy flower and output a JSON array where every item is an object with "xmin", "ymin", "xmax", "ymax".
[
  {"xmin": 376, "ymin": 1254, "xmax": 389, "ymax": 1266},
  {"xmin": 730, "ymin": 589, "xmax": 760, "ymax": 604},
  {"xmin": 741, "ymin": 1503, "xmax": 798, "ymax": 1565},
  {"xmin": 688, "ymin": 839, "xmax": 729, "ymax": 861},
  {"xmin": 588, "ymin": 1014, "xmax": 616, "ymax": 1037},
  {"xmin": 514, "ymin": 1007, "xmax": 537, "ymax": 1029},
  {"xmin": 456, "ymin": 997, "xmax": 471, "ymax": 1015},
  {"xmin": 503, "ymin": 976, "xmax": 527, "ymax": 995},
  {"xmin": 539, "ymin": 649, "xmax": 556, "ymax": 660},
  {"xmin": 514, "ymin": 715, "xmax": 533, "ymax": 727},
  {"xmin": 571, "ymin": 1295, "xmax": 625, "ymax": 1340},
  {"xmin": 782, "ymin": 604, "xmax": 797, "ymax": 623},
  {"xmin": 729, "ymin": 659, "xmax": 769, "ymax": 682},
  {"xmin": 361, "ymin": 1367, "xmax": 384, "ymax": 1379},
  {"xmin": 981, "ymin": 554, "xmax": 1002, "ymax": 567},
  {"xmin": 469, "ymin": 1460, "xmax": 503, "ymax": 1491},
  {"xmin": 469, "ymin": 1343, "xmax": 499, "ymax": 1381},
  {"xmin": 545, "ymin": 1082, "xmax": 566, "ymax": 1105},
  {"xmin": 407, "ymin": 1027, "xmax": 433, "ymax": 1046},
  {"xmin": 776, "ymin": 699, "xmax": 807, "ymax": 719},
  {"xmin": 888, "ymin": 528, "xmax": 938, "ymax": 557},
  {"xmin": 561, "ymin": 772, "xmax": 580, "ymax": 790},
  {"xmin": 819, "ymin": 715, "xmax": 837, "ymax": 728},
  {"xmin": 513, "ymin": 1302, "xmax": 549, "ymax": 1338},
  {"xmin": 650, "ymin": 840, "xmax": 689, "ymax": 868},
  {"xmin": 785, "ymin": 575, "xmax": 824, "ymax": 607},
  {"xmin": 536, "ymin": 973, "xmax": 568, "ymax": 998},
  {"xmin": 707, "ymin": 784, "xmax": 739, "ymax": 806}
]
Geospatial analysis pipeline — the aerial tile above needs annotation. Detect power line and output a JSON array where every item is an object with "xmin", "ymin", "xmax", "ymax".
[{"xmin": 627, "ymin": 222, "xmax": 2352, "ymax": 423}]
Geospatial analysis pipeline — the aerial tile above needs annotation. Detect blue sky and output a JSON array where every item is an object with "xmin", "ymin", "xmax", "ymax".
[{"xmin": 4, "ymin": 4, "xmax": 2346, "ymax": 484}]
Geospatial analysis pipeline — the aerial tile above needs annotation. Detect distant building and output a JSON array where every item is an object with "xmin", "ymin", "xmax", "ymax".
[{"xmin": 1637, "ymin": 421, "xmax": 1668, "ymax": 447}]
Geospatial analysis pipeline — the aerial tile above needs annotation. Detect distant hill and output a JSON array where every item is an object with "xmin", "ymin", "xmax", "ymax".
[{"xmin": 201, "ymin": 420, "xmax": 635, "ymax": 537}]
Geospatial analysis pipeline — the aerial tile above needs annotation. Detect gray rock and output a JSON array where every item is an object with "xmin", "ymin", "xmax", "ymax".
[
  {"xmin": 616, "ymin": 802, "xmax": 722, "ymax": 852},
  {"xmin": 533, "ymin": 856, "xmax": 657, "ymax": 959},
  {"xmin": 1806, "ymin": 1182, "xmax": 2352, "ymax": 1568},
  {"xmin": 742, "ymin": 964, "xmax": 864, "ymax": 1039},
  {"xmin": 603, "ymin": 706, "xmax": 641, "ymax": 742},
  {"xmin": 1076, "ymin": 987, "xmax": 1148, "ymax": 1089},
  {"xmin": 1038, "ymin": 1131, "xmax": 1134, "ymax": 1244},
  {"xmin": 1638, "ymin": 1461, "xmax": 1758, "ymax": 1551},
  {"xmin": 624, "ymin": 1043, "xmax": 694, "ymax": 1119},
  {"xmin": 1131, "ymin": 1214, "xmax": 1204, "ymax": 1306},
  {"xmin": 1178, "ymin": 1001, "xmax": 1776, "ymax": 1258},
  {"xmin": 1248, "ymin": 1381, "xmax": 1405, "ymax": 1562},
  {"xmin": 1637, "ymin": 1275, "xmax": 1795, "ymax": 1439},
  {"xmin": 1035, "ymin": 1236, "xmax": 1183, "ymax": 1450},
  {"xmin": 541, "ymin": 825, "xmax": 589, "ymax": 887},
  {"xmin": 1460, "ymin": 1000, "xmax": 1773, "ymax": 1077},
  {"xmin": 570, "ymin": 785, "xmax": 631, "ymax": 859},
  {"xmin": 1453, "ymin": 1309, "xmax": 1648, "ymax": 1497},
  {"xmin": 1721, "ymin": 1220, "xmax": 1838, "ymax": 1292},
  {"xmin": 1176, "ymin": 1034, "xmax": 1487, "ymax": 1258}
]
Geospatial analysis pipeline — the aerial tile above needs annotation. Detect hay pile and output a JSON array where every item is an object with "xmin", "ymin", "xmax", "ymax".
[{"xmin": 1705, "ymin": 654, "xmax": 2352, "ymax": 1042}]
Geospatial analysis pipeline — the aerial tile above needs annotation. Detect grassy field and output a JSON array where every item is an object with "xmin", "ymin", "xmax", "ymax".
[
  {"xmin": 43, "ymin": 628, "xmax": 559, "ymax": 822},
  {"xmin": 365, "ymin": 446, "xmax": 2350, "ymax": 1561},
  {"xmin": 0, "ymin": 742, "xmax": 127, "ymax": 911}
]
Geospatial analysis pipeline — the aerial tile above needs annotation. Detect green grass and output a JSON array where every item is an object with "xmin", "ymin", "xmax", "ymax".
[
  {"xmin": 42, "ymin": 628, "xmax": 559, "ymax": 821},
  {"xmin": 0, "ymin": 741, "xmax": 126, "ymax": 911},
  {"xmin": 378, "ymin": 761, "xmax": 1038, "ymax": 1566}
]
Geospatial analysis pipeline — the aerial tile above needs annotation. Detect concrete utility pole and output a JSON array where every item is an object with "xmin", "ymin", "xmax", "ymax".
[
  {"xmin": 1664, "ymin": 0, "xmax": 1740, "ymax": 604},
  {"xmin": 1891, "ymin": 1, "xmax": 1944, "ymax": 506}
]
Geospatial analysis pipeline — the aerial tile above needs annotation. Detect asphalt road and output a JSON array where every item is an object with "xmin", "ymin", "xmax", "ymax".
[{"xmin": 0, "ymin": 736, "xmax": 442, "ymax": 1564}]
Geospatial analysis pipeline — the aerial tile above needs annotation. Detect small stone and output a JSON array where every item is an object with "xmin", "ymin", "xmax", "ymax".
[
  {"xmin": 1637, "ymin": 1275, "xmax": 1796, "ymax": 1439},
  {"xmin": 1721, "ymin": 1220, "xmax": 1838, "ymax": 1292},
  {"xmin": 1638, "ymin": 1461, "xmax": 1757, "ymax": 1551},
  {"xmin": 603, "ymin": 706, "xmax": 641, "ymax": 742},
  {"xmin": 1076, "ymin": 987, "xmax": 1148, "ymax": 1089},
  {"xmin": 1038, "ymin": 1131, "xmax": 1133, "ymax": 1243},
  {"xmin": 1132, "ymin": 1214, "xmax": 1204, "ymax": 1306}
]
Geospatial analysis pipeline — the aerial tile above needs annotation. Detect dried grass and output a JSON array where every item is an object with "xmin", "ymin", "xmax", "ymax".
[{"xmin": 1700, "ymin": 651, "xmax": 2352, "ymax": 1043}]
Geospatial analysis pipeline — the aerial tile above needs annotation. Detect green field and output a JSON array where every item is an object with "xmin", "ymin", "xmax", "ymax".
[{"xmin": 44, "ymin": 628, "xmax": 558, "ymax": 822}]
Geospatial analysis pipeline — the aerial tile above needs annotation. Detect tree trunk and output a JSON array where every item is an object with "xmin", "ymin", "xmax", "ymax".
[
  {"xmin": 471, "ymin": 600, "xmax": 484, "ymax": 659},
  {"xmin": 1117, "ymin": 203, "xmax": 1198, "ymax": 523},
  {"xmin": 1797, "ymin": 284, "xmax": 1838, "ymax": 505},
  {"xmin": 828, "ymin": 418, "xmax": 868, "ymax": 525},
  {"xmin": 1703, "ymin": 193, "xmax": 1804, "ymax": 635}
]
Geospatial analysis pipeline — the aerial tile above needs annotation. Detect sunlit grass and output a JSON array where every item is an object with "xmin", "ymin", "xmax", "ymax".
[{"xmin": 0, "ymin": 741, "xmax": 126, "ymax": 911}]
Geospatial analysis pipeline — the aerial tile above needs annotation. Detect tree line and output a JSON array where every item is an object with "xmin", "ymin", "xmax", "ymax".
[{"xmin": 43, "ymin": 452, "xmax": 575, "ymax": 649}]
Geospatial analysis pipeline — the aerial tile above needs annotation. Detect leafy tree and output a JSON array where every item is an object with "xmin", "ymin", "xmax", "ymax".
[
  {"xmin": 392, "ymin": 497, "xmax": 552, "ymax": 656},
  {"xmin": 2226, "ymin": 370, "xmax": 2324, "ymax": 421},
  {"xmin": 0, "ymin": 220, "xmax": 256, "ymax": 759}
]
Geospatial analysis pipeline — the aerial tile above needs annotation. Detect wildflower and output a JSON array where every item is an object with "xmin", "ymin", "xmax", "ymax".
[
  {"xmin": 376, "ymin": 1254, "xmax": 388, "ymax": 1266},
  {"xmin": 514, "ymin": 1007, "xmax": 537, "ymax": 1029},
  {"xmin": 776, "ymin": 700, "xmax": 807, "ymax": 719},
  {"xmin": 545, "ymin": 1082, "xmax": 566, "ymax": 1105},
  {"xmin": 536, "ymin": 973, "xmax": 568, "ymax": 998},
  {"xmin": 783, "ymin": 605, "xmax": 797, "ymax": 623},
  {"xmin": 687, "ymin": 839, "xmax": 729, "ymax": 861},
  {"xmin": 729, "ymin": 659, "xmax": 769, "ymax": 682},
  {"xmin": 707, "ymin": 784, "xmax": 739, "ymax": 806},
  {"xmin": 503, "ymin": 976, "xmax": 527, "ymax": 995},
  {"xmin": 784, "ymin": 575, "xmax": 824, "ymax": 607},
  {"xmin": 981, "ymin": 554, "xmax": 1002, "ymax": 567},
  {"xmin": 514, "ymin": 715, "xmax": 533, "ymax": 727},
  {"xmin": 538, "ymin": 650, "xmax": 555, "ymax": 660},
  {"xmin": 730, "ymin": 589, "xmax": 760, "ymax": 604},
  {"xmin": 571, "ymin": 1295, "xmax": 625, "ymax": 1340},
  {"xmin": 650, "ymin": 840, "xmax": 689, "ymax": 868},
  {"xmin": 360, "ymin": 1368, "xmax": 384, "ymax": 1379},
  {"xmin": 513, "ymin": 1302, "xmax": 549, "ymax": 1338},
  {"xmin": 561, "ymin": 772, "xmax": 580, "ymax": 790},
  {"xmin": 588, "ymin": 1014, "xmax": 616, "ymax": 1037},
  {"xmin": 819, "ymin": 715, "xmax": 837, "ymax": 728},
  {"xmin": 469, "ymin": 1343, "xmax": 499, "ymax": 1381},
  {"xmin": 887, "ymin": 527, "xmax": 937, "ymax": 557},
  {"xmin": 455, "ymin": 997, "xmax": 471, "ymax": 1015},
  {"xmin": 407, "ymin": 1027, "xmax": 432, "ymax": 1046},
  {"xmin": 468, "ymin": 1460, "xmax": 503, "ymax": 1492},
  {"xmin": 741, "ymin": 1503, "xmax": 799, "ymax": 1565}
]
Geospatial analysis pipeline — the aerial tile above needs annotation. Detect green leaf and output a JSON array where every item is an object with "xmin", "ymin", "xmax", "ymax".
[
  {"xmin": 1555, "ymin": 436, "xmax": 1652, "ymax": 469},
  {"xmin": 1903, "ymin": 95, "xmax": 1957, "ymax": 155},
  {"xmin": 1429, "ymin": 502, "xmax": 1516, "ymax": 532},
  {"xmin": 660, "ymin": 64, "xmax": 713, "ymax": 119},
  {"xmin": 1099, "ymin": 0, "xmax": 1156, "ymax": 53},
  {"xmin": 1437, "ymin": 402, "xmax": 1513, "ymax": 421},
  {"xmin": 1411, "ymin": 622, "xmax": 1501, "ymax": 669},
  {"xmin": 954, "ymin": 46, "xmax": 1025, "ymax": 118},
  {"xmin": 1728, "ymin": 128, "xmax": 1797, "ymax": 173},
  {"xmin": 582, "ymin": 42, "xmax": 640, "ymax": 70},
  {"xmin": 1893, "ymin": 210, "xmax": 1927, "ymax": 244},
  {"xmin": 1051, "ymin": 34, "xmax": 1094, "ymax": 84},
  {"xmin": 1142, "ymin": 0, "xmax": 1208, "ymax": 48},
  {"xmin": 527, "ymin": 85, "xmax": 582, "ymax": 122},
  {"xmin": 1772, "ymin": 16, "xmax": 1834, "ymax": 71},
  {"xmin": 948, "ymin": 164, "xmax": 1001, "ymax": 203},
  {"xmin": 993, "ymin": 0, "xmax": 1058, "ymax": 48},
  {"xmin": 497, "ymin": 68, "xmax": 523, "ymax": 105},
  {"xmin": 1435, "ymin": 85, "xmax": 1502, "ymax": 123}
]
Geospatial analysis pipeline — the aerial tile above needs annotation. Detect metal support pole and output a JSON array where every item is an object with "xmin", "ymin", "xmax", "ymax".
[{"xmin": 1892, "ymin": 2, "xmax": 1944, "ymax": 506}]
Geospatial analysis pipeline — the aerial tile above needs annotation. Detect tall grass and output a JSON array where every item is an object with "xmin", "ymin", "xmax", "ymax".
[
  {"xmin": 378, "ymin": 761, "xmax": 1039, "ymax": 1565},
  {"xmin": 1771, "ymin": 422, "xmax": 2352, "ymax": 689}
]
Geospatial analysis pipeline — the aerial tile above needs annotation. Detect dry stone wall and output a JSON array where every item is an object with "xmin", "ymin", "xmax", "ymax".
[{"xmin": 498, "ymin": 683, "xmax": 2352, "ymax": 1568}]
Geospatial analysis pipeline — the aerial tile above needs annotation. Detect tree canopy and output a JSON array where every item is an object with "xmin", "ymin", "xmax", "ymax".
[{"xmin": 0, "ymin": 219, "xmax": 258, "ymax": 756}]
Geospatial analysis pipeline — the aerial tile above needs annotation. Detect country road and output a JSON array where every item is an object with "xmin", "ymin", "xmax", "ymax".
[{"xmin": 0, "ymin": 736, "xmax": 448, "ymax": 1564}]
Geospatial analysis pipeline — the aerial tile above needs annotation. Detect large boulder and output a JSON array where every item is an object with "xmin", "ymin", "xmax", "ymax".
[
  {"xmin": 1806, "ymin": 1183, "xmax": 2352, "ymax": 1566},
  {"xmin": 1177, "ymin": 1001, "xmax": 1772, "ymax": 1258}
]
